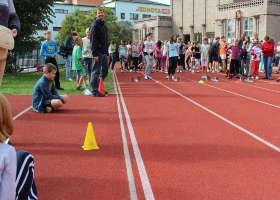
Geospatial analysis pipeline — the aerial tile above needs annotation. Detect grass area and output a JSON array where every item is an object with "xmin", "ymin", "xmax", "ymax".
[{"xmin": 0, "ymin": 68, "xmax": 115, "ymax": 95}]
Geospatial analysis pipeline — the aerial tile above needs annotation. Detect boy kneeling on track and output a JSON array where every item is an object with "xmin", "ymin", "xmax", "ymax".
[{"xmin": 32, "ymin": 63, "xmax": 68, "ymax": 113}]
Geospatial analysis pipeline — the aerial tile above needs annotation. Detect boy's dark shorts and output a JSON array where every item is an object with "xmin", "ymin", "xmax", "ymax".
[
  {"xmin": 44, "ymin": 100, "xmax": 52, "ymax": 108},
  {"xmin": 212, "ymin": 54, "xmax": 219, "ymax": 62}
]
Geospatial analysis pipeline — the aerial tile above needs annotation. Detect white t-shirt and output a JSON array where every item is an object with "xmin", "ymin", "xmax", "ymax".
[
  {"xmin": 144, "ymin": 40, "xmax": 155, "ymax": 53},
  {"xmin": 0, "ymin": 143, "xmax": 16, "ymax": 200},
  {"xmin": 126, "ymin": 44, "xmax": 132, "ymax": 55},
  {"xmin": 82, "ymin": 37, "xmax": 92, "ymax": 58},
  {"xmin": 276, "ymin": 46, "xmax": 280, "ymax": 57},
  {"xmin": 162, "ymin": 45, "xmax": 167, "ymax": 56},
  {"xmin": 252, "ymin": 47, "xmax": 261, "ymax": 61},
  {"xmin": 108, "ymin": 45, "xmax": 116, "ymax": 54}
]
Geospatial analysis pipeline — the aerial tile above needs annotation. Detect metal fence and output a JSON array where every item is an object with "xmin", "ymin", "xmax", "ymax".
[{"xmin": 17, "ymin": 46, "xmax": 66, "ymax": 69}]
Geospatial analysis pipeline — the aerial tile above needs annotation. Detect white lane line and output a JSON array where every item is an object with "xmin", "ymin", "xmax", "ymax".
[
  {"xmin": 179, "ymin": 76, "xmax": 280, "ymax": 109},
  {"xmin": 158, "ymin": 81, "xmax": 280, "ymax": 153},
  {"xmin": 113, "ymin": 72, "xmax": 138, "ymax": 200},
  {"xmin": 115, "ymin": 72, "xmax": 155, "ymax": 200},
  {"xmin": 13, "ymin": 106, "xmax": 32, "ymax": 120}
]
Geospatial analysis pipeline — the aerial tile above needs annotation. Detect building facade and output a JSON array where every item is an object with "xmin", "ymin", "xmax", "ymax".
[
  {"xmin": 103, "ymin": 0, "xmax": 170, "ymax": 22},
  {"xmin": 36, "ymin": 0, "xmax": 102, "ymax": 39},
  {"xmin": 132, "ymin": 16, "xmax": 172, "ymax": 43},
  {"xmin": 171, "ymin": 0, "xmax": 280, "ymax": 43}
]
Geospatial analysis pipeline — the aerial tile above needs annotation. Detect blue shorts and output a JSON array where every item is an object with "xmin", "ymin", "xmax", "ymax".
[{"xmin": 84, "ymin": 57, "xmax": 93, "ymax": 75}]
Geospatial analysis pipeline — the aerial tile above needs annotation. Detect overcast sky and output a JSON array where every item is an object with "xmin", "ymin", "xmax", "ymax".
[{"xmin": 151, "ymin": 0, "xmax": 170, "ymax": 5}]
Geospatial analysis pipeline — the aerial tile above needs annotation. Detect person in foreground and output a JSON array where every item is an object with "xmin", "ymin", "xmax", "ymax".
[
  {"xmin": 32, "ymin": 63, "xmax": 68, "ymax": 113},
  {"xmin": 0, "ymin": 93, "xmax": 38, "ymax": 200},
  {"xmin": 0, "ymin": 0, "xmax": 20, "ymax": 86}
]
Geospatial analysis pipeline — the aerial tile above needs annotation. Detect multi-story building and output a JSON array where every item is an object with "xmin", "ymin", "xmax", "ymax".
[
  {"xmin": 132, "ymin": 16, "xmax": 172, "ymax": 43},
  {"xmin": 36, "ymin": 0, "xmax": 102, "ymax": 39},
  {"xmin": 171, "ymin": 0, "xmax": 280, "ymax": 43},
  {"xmin": 103, "ymin": 0, "xmax": 170, "ymax": 22}
]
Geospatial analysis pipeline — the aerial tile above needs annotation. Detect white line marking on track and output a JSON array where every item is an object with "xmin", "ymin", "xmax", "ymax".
[
  {"xmin": 113, "ymin": 72, "xmax": 138, "ymax": 200},
  {"xmin": 179, "ymin": 76, "xmax": 280, "ymax": 109},
  {"xmin": 115, "ymin": 71, "xmax": 155, "ymax": 200},
  {"xmin": 13, "ymin": 106, "xmax": 32, "ymax": 120},
  {"xmin": 158, "ymin": 81, "xmax": 280, "ymax": 153}
]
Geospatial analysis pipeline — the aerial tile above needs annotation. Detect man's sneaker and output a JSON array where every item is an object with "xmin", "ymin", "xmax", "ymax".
[
  {"xmin": 166, "ymin": 75, "xmax": 169, "ymax": 79},
  {"xmin": 91, "ymin": 92, "xmax": 105, "ymax": 97},
  {"xmin": 67, "ymin": 78, "xmax": 73, "ymax": 81},
  {"xmin": 144, "ymin": 75, "xmax": 148, "ymax": 80},
  {"xmin": 255, "ymin": 76, "xmax": 259, "ymax": 79}
]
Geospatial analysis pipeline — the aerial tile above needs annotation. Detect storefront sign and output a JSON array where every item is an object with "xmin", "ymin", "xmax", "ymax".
[{"xmin": 136, "ymin": 6, "xmax": 170, "ymax": 14}]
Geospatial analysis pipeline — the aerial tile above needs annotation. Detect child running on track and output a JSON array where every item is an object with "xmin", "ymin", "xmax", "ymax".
[
  {"xmin": 166, "ymin": 33, "xmax": 179, "ymax": 81},
  {"xmin": 143, "ymin": 33, "xmax": 155, "ymax": 79},
  {"xmin": 201, "ymin": 37, "xmax": 210, "ymax": 79}
]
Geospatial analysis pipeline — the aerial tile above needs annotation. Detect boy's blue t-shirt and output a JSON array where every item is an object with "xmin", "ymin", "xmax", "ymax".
[
  {"xmin": 167, "ymin": 42, "xmax": 178, "ymax": 57},
  {"xmin": 40, "ymin": 40, "xmax": 58, "ymax": 58}
]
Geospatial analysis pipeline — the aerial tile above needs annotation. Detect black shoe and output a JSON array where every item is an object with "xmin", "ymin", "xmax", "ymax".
[
  {"xmin": 76, "ymin": 86, "xmax": 85, "ymax": 90},
  {"xmin": 91, "ymin": 92, "xmax": 105, "ymax": 97},
  {"xmin": 56, "ymin": 87, "xmax": 64, "ymax": 90}
]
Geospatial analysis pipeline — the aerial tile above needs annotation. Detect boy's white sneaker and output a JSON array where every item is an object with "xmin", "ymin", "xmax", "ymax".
[
  {"xmin": 144, "ymin": 75, "xmax": 148, "ymax": 80},
  {"xmin": 165, "ymin": 75, "xmax": 169, "ymax": 79},
  {"xmin": 255, "ymin": 76, "xmax": 259, "ymax": 79}
]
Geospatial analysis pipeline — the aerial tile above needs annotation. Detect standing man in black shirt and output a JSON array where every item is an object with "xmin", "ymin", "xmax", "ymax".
[{"xmin": 90, "ymin": 8, "xmax": 108, "ymax": 97}]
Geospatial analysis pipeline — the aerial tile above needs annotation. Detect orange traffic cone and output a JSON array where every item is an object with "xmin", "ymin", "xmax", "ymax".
[
  {"xmin": 82, "ymin": 122, "xmax": 99, "ymax": 150},
  {"xmin": 98, "ymin": 77, "xmax": 105, "ymax": 94}
]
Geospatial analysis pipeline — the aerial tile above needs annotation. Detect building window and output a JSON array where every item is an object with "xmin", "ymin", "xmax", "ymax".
[
  {"xmin": 207, "ymin": 32, "xmax": 215, "ymax": 39},
  {"xmin": 147, "ymin": 28, "xmax": 153, "ymax": 35},
  {"xmin": 121, "ymin": 13, "xmax": 125, "ymax": 19},
  {"xmin": 227, "ymin": 19, "xmax": 235, "ymax": 43},
  {"xmin": 143, "ymin": 14, "xmax": 151, "ymax": 18},
  {"xmin": 81, "ymin": 11, "xmax": 90, "ymax": 15},
  {"xmin": 53, "ymin": 27, "xmax": 62, "ymax": 31},
  {"xmin": 243, "ymin": 18, "xmax": 253, "ymax": 38},
  {"xmin": 129, "ymin": 13, "xmax": 138, "ymax": 20},
  {"xmin": 55, "ymin": 9, "xmax": 68, "ymax": 14},
  {"xmin": 139, "ymin": 29, "xmax": 143, "ymax": 41},
  {"xmin": 36, "ymin": 26, "xmax": 48, "ymax": 31}
]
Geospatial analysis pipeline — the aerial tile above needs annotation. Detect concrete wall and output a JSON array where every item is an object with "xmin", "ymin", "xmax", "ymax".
[{"xmin": 133, "ymin": 16, "xmax": 171, "ymax": 42}]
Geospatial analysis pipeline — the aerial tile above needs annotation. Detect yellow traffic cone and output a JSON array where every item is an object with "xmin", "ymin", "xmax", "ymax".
[{"xmin": 82, "ymin": 122, "xmax": 99, "ymax": 150}]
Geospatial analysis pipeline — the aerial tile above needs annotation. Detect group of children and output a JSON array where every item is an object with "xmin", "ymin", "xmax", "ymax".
[{"xmin": 118, "ymin": 32, "xmax": 279, "ymax": 83}]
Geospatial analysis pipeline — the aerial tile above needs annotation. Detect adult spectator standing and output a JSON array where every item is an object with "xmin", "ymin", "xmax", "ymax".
[
  {"xmin": 262, "ymin": 36, "xmax": 274, "ymax": 80},
  {"xmin": 90, "ymin": 8, "xmax": 108, "ymax": 97},
  {"xmin": 82, "ymin": 27, "xmax": 92, "ymax": 86},
  {"xmin": 238, "ymin": 33, "xmax": 246, "ymax": 46},
  {"xmin": 64, "ymin": 31, "xmax": 78, "ymax": 81}
]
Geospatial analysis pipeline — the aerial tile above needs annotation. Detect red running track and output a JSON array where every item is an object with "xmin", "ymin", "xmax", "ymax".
[{"xmin": 5, "ymin": 65, "xmax": 280, "ymax": 199}]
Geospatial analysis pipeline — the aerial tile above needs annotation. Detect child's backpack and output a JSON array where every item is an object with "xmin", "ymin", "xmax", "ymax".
[
  {"xmin": 58, "ymin": 44, "xmax": 67, "ymax": 58},
  {"xmin": 208, "ymin": 43, "xmax": 218, "ymax": 54}
]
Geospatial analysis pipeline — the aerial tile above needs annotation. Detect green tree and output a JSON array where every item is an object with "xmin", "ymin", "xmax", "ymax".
[
  {"xmin": 6, "ymin": 0, "xmax": 62, "ymax": 72},
  {"xmin": 117, "ymin": 21, "xmax": 133, "ymax": 43},
  {"xmin": 56, "ymin": 6, "xmax": 120, "ymax": 46}
]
